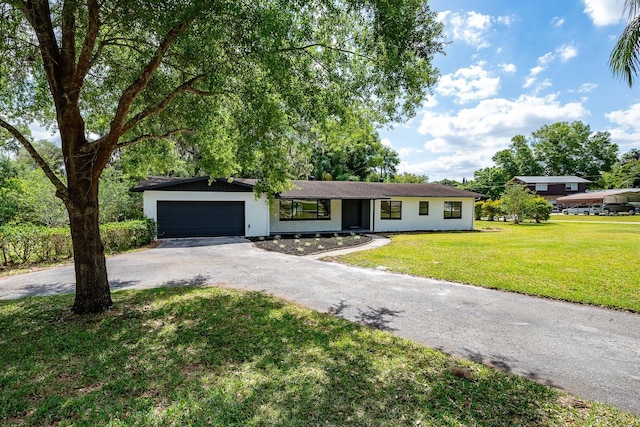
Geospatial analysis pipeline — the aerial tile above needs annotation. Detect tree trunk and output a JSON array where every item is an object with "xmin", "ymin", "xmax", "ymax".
[{"xmin": 67, "ymin": 172, "xmax": 112, "ymax": 314}]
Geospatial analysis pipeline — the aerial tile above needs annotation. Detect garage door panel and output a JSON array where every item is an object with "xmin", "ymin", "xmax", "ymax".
[{"xmin": 157, "ymin": 201, "xmax": 244, "ymax": 238}]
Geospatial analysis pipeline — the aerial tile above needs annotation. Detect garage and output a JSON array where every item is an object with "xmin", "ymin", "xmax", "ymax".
[{"xmin": 157, "ymin": 201, "xmax": 245, "ymax": 238}]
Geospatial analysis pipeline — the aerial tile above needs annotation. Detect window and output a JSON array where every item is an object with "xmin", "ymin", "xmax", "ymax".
[
  {"xmin": 279, "ymin": 199, "xmax": 331, "ymax": 220},
  {"xmin": 444, "ymin": 201, "xmax": 462, "ymax": 219},
  {"xmin": 565, "ymin": 183, "xmax": 578, "ymax": 192},
  {"xmin": 419, "ymin": 201, "xmax": 429, "ymax": 215},
  {"xmin": 535, "ymin": 183, "xmax": 548, "ymax": 192},
  {"xmin": 381, "ymin": 201, "xmax": 402, "ymax": 219}
]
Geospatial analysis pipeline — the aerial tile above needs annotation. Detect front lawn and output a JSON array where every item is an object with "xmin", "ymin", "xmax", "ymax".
[
  {"xmin": 1, "ymin": 287, "xmax": 638, "ymax": 426},
  {"xmin": 334, "ymin": 221, "xmax": 640, "ymax": 312}
]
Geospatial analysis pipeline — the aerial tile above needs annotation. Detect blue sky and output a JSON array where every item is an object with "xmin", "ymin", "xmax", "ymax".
[{"xmin": 381, "ymin": 0, "xmax": 640, "ymax": 181}]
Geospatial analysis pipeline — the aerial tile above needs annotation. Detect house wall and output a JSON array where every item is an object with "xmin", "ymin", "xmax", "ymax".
[
  {"xmin": 269, "ymin": 199, "xmax": 343, "ymax": 234},
  {"xmin": 142, "ymin": 190, "xmax": 270, "ymax": 237},
  {"xmin": 372, "ymin": 197, "xmax": 475, "ymax": 232},
  {"xmin": 526, "ymin": 183, "xmax": 588, "ymax": 196}
]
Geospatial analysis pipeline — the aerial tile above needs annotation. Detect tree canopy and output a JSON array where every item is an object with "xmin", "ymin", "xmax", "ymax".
[
  {"xmin": 310, "ymin": 110, "xmax": 399, "ymax": 182},
  {"xmin": 0, "ymin": 0, "xmax": 445, "ymax": 313}
]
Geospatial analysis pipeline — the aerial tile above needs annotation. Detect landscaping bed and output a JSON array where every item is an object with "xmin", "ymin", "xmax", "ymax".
[{"xmin": 251, "ymin": 232, "xmax": 372, "ymax": 256}]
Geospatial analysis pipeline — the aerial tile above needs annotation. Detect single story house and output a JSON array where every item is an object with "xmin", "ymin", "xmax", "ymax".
[
  {"xmin": 511, "ymin": 176, "xmax": 591, "ymax": 204},
  {"xmin": 131, "ymin": 176, "xmax": 483, "ymax": 238}
]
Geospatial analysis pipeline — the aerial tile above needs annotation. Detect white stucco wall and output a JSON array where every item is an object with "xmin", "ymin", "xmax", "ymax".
[
  {"xmin": 372, "ymin": 197, "xmax": 475, "ymax": 232},
  {"xmin": 142, "ymin": 190, "xmax": 270, "ymax": 237},
  {"xmin": 269, "ymin": 199, "xmax": 342, "ymax": 234}
]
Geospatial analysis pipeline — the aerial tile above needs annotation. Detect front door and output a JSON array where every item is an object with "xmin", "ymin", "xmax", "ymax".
[{"xmin": 341, "ymin": 200, "xmax": 370, "ymax": 230}]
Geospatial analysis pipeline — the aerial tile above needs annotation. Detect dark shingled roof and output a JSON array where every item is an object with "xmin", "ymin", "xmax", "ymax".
[
  {"xmin": 132, "ymin": 176, "xmax": 483, "ymax": 199},
  {"xmin": 279, "ymin": 180, "xmax": 482, "ymax": 199}
]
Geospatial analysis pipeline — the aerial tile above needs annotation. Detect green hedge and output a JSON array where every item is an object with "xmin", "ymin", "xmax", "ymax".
[{"xmin": 0, "ymin": 219, "xmax": 156, "ymax": 266}]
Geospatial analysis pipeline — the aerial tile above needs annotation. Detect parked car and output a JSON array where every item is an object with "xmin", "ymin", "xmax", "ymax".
[
  {"xmin": 562, "ymin": 205, "xmax": 602, "ymax": 215},
  {"xmin": 601, "ymin": 203, "xmax": 636, "ymax": 215}
]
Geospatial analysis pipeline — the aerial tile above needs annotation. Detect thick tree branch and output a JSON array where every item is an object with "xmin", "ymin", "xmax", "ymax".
[
  {"xmin": 73, "ymin": 0, "xmax": 101, "ymax": 96},
  {"xmin": 22, "ymin": 0, "xmax": 64, "ymax": 106},
  {"xmin": 61, "ymin": 0, "xmax": 77, "ymax": 86},
  {"xmin": 104, "ymin": 18, "xmax": 192, "ymax": 147},
  {"xmin": 120, "ymin": 76, "xmax": 229, "ymax": 135},
  {"xmin": 116, "ymin": 128, "xmax": 193, "ymax": 148},
  {"xmin": 0, "ymin": 118, "xmax": 69, "ymax": 201}
]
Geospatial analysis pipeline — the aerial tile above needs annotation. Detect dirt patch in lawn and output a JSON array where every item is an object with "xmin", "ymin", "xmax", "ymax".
[{"xmin": 250, "ymin": 233, "xmax": 372, "ymax": 256}]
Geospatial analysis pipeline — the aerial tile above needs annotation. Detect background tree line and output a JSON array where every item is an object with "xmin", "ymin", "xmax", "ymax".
[{"xmin": 434, "ymin": 120, "xmax": 638, "ymax": 199}]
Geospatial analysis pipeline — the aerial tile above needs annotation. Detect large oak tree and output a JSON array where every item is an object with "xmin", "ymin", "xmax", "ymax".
[{"xmin": 0, "ymin": 0, "xmax": 444, "ymax": 313}]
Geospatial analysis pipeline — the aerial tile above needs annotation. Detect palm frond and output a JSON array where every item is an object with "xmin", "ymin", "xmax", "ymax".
[{"xmin": 609, "ymin": 16, "xmax": 640, "ymax": 87}]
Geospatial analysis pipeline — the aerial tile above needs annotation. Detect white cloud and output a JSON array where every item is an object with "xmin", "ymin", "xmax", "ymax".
[
  {"xmin": 557, "ymin": 44, "xmax": 578, "ymax": 62},
  {"xmin": 523, "ymin": 45, "xmax": 578, "ymax": 89},
  {"xmin": 523, "ymin": 77, "xmax": 536, "ymax": 88},
  {"xmin": 604, "ymin": 103, "xmax": 640, "ymax": 152},
  {"xmin": 551, "ymin": 17, "xmax": 565, "ymax": 27},
  {"xmin": 582, "ymin": 0, "xmax": 624, "ymax": 26},
  {"xmin": 399, "ymin": 152, "xmax": 489, "ymax": 182},
  {"xmin": 496, "ymin": 15, "xmax": 514, "ymax": 26},
  {"xmin": 397, "ymin": 147, "xmax": 418, "ymax": 158},
  {"xmin": 576, "ymin": 83, "xmax": 598, "ymax": 93},
  {"xmin": 529, "ymin": 65, "xmax": 545, "ymax": 76},
  {"xmin": 411, "ymin": 95, "xmax": 588, "ymax": 179},
  {"xmin": 436, "ymin": 63, "xmax": 501, "ymax": 104},
  {"xmin": 538, "ymin": 52, "xmax": 555, "ymax": 65},
  {"xmin": 422, "ymin": 96, "xmax": 439, "ymax": 108},
  {"xmin": 605, "ymin": 103, "xmax": 640, "ymax": 128},
  {"xmin": 438, "ymin": 11, "xmax": 513, "ymax": 49},
  {"xmin": 381, "ymin": 138, "xmax": 392, "ymax": 148},
  {"xmin": 500, "ymin": 63, "xmax": 517, "ymax": 73}
]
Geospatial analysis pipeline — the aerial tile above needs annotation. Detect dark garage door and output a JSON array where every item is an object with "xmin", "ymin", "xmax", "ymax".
[{"xmin": 157, "ymin": 201, "xmax": 245, "ymax": 238}]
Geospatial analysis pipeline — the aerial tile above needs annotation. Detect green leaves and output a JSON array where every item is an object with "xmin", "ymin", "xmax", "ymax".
[
  {"xmin": 610, "ymin": 0, "xmax": 640, "ymax": 86},
  {"xmin": 2, "ymin": 0, "xmax": 444, "ymax": 193}
]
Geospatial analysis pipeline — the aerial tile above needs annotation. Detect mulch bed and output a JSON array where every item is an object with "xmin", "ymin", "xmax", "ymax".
[{"xmin": 250, "ymin": 233, "xmax": 372, "ymax": 256}]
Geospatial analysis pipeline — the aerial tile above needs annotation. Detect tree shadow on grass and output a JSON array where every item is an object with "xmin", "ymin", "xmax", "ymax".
[{"xmin": 0, "ymin": 287, "xmax": 615, "ymax": 426}]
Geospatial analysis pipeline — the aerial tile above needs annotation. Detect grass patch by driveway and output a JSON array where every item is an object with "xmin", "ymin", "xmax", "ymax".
[
  {"xmin": 335, "ymin": 221, "xmax": 640, "ymax": 312},
  {"xmin": 1, "ymin": 287, "xmax": 638, "ymax": 426}
]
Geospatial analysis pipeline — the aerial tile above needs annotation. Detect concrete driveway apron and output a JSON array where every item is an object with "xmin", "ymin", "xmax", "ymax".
[{"xmin": 1, "ymin": 236, "xmax": 639, "ymax": 415}]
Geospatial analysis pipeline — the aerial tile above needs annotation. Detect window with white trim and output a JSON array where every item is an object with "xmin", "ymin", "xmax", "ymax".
[
  {"xmin": 565, "ymin": 183, "xmax": 578, "ymax": 191},
  {"xmin": 535, "ymin": 183, "xmax": 548, "ymax": 191}
]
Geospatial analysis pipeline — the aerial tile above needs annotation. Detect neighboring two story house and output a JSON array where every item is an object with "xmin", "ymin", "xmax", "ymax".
[{"xmin": 511, "ymin": 176, "xmax": 591, "ymax": 206}]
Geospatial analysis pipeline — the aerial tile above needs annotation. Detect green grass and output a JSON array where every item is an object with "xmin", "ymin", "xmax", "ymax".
[
  {"xmin": 1, "ymin": 287, "xmax": 637, "ymax": 426},
  {"xmin": 336, "ymin": 221, "xmax": 640, "ymax": 312}
]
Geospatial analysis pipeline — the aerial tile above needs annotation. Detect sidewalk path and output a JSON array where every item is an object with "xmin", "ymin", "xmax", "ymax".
[{"xmin": 1, "ymin": 237, "xmax": 639, "ymax": 415}]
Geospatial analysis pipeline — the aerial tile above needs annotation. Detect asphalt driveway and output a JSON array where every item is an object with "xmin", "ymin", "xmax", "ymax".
[{"xmin": 1, "ymin": 237, "xmax": 639, "ymax": 415}]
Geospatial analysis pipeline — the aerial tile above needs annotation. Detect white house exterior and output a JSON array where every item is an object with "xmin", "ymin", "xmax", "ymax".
[{"xmin": 132, "ymin": 177, "xmax": 482, "ymax": 238}]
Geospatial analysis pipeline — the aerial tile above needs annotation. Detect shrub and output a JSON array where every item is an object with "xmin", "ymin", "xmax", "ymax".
[
  {"xmin": 0, "ymin": 224, "xmax": 72, "ymax": 265},
  {"xmin": 481, "ymin": 199, "xmax": 503, "ymax": 221},
  {"xmin": 0, "ymin": 219, "xmax": 155, "ymax": 266},
  {"xmin": 100, "ymin": 219, "xmax": 156, "ymax": 253},
  {"xmin": 524, "ymin": 197, "xmax": 553, "ymax": 223}
]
